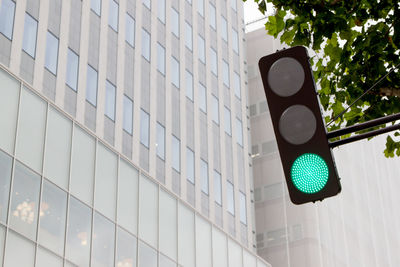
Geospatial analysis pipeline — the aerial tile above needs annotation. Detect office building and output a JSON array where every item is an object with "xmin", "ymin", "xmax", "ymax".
[
  {"xmin": 0, "ymin": 0, "xmax": 270, "ymax": 266},
  {"xmin": 247, "ymin": 27, "xmax": 400, "ymax": 267}
]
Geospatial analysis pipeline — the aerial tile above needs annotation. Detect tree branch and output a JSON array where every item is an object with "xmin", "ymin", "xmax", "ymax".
[{"xmin": 379, "ymin": 87, "xmax": 400, "ymax": 97}]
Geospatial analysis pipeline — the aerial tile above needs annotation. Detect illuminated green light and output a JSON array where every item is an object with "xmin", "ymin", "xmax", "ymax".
[{"xmin": 291, "ymin": 153, "xmax": 329, "ymax": 194}]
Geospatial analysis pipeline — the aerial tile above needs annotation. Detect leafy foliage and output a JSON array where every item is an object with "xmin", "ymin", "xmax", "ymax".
[{"xmin": 246, "ymin": 0, "xmax": 400, "ymax": 156}]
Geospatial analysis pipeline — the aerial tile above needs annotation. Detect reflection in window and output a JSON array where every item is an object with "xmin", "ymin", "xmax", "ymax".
[
  {"xmin": 185, "ymin": 70, "xmax": 193, "ymax": 101},
  {"xmin": 185, "ymin": 21, "xmax": 192, "ymax": 51},
  {"xmin": 138, "ymin": 241, "xmax": 157, "ymax": 267},
  {"xmin": 171, "ymin": 8, "xmax": 179, "ymax": 37},
  {"xmin": 197, "ymin": 0, "xmax": 204, "ymax": 17},
  {"xmin": 227, "ymin": 181, "xmax": 235, "ymax": 215},
  {"xmin": 157, "ymin": 0, "xmax": 166, "ymax": 23},
  {"xmin": 209, "ymin": 3, "xmax": 216, "ymax": 30},
  {"xmin": 172, "ymin": 135, "xmax": 180, "ymax": 172},
  {"xmin": 198, "ymin": 35, "xmax": 205, "ymax": 64},
  {"xmin": 91, "ymin": 0, "xmax": 101, "ymax": 16},
  {"xmin": 232, "ymin": 29, "xmax": 239, "ymax": 54},
  {"xmin": 141, "ymin": 28, "xmax": 150, "ymax": 61},
  {"xmin": 86, "ymin": 65, "xmax": 98, "ymax": 106},
  {"xmin": 171, "ymin": 57, "xmax": 180, "ymax": 88},
  {"xmin": 239, "ymin": 191, "xmax": 247, "ymax": 224},
  {"xmin": 0, "ymin": 0, "xmax": 16, "ymax": 40},
  {"xmin": 39, "ymin": 180, "xmax": 67, "ymax": 256},
  {"xmin": 125, "ymin": 13, "xmax": 135, "ymax": 47},
  {"xmin": 223, "ymin": 60, "xmax": 230, "ymax": 87},
  {"xmin": 0, "ymin": 150, "xmax": 12, "ymax": 223},
  {"xmin": 156, "ymin": 122, "xmax": 165, "ymax": 160},
  {"xmin": 123, "ymin": 95, "xmax": 133, "ymax": 134},
  {"xmin": 210, "ymin": 48, "xmax": 218, "ymax": 76},
  {"xmin": 105, "ymin": 80, "xmax": 116, "ymax": 121},
  {"xmin": 212, "ymin": 94, "xmax": 219, "ymax": 124},
  {"xmin": 116, "ymin": 227, "xmax": 137, "ymax": 267},
  {"xmin": 221, "ymin": 16, "xmax": 228, "ymax": 42},
  {"xmin": 22, "ymin": 13, "xmax": 38, "ymax": 58},
  {"xmin": 224, "ymin": 106, "xmax": 232, "ymax": 136},
  {"xmin": 214, "ymin": 170, "xmax": 222, "ymax": 205},
  {"xmin": 157, "ymin": 42, "xmax": 165, "ymax": 75},
  {"xmin": 140, "ymin": 109, "xmax": 150, "ymax": 148},
  {"xmin": 108, "ymin": 0, "xmax": 119, "ymax": 31},
  {"xmin": 9, "ymin": 161, "xmax": 40, "ymax": 240},
  {"xmin": 199, "ymin": 82, "xmax": 207, "ymax": 113},
  {"xmin": 186, "ymin": 148, "xmax": 194, "ymax": 184},
  {"xmin": 92, "ymin": 212, "xmax": 115, "ymax": 267},
  {"xmin": 233, "ymin": 72, "xmax": 241, "ymax": 99},
  {"xmin": 66, "ymin": 48, "xmax": 79, "ymax": 91},
  {"xmin": 200, "ymin": 159, "xmax": 208, "ymax": 195},
  {"xmin": 65, "ymin": 197, "xmax": 92, "ymax": 267}
]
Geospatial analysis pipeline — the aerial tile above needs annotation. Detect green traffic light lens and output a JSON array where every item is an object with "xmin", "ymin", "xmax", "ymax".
[{"xmin": 291, "ymin": 153, "xmax": 329, "ymax": 194}]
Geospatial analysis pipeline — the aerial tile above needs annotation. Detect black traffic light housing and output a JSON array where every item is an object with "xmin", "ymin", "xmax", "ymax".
[{"xmin": 258, "ymin": 46, "xmax": 341, "ymax": 204}]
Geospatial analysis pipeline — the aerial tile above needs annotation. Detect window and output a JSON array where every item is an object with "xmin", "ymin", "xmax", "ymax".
[
  {"xmin": 223, "ymin": 60, "xmax": 230, "ymax": 87},
  {"xmin": 227, "ymin": 181, "xmax": 235, "ymax": 215},
  {"xmin": 156, "ymin": 122, "xmax": 165, "ymax": 160},
  {"xmin": 45, "ymin": 31, "xmax": 59, "ymax": 75},
  {"xmin": 236, "ymin": 118, "xmax": 243, "ymax": 146},
  {"xmin": 185, "ymin": 70, "xmax": 193, "ymax": 101},
  {"xmin": 0, "ymin": 151, "xmax": 12, "ymax": 223},
  {"xmin": 200, "ymin": 159, "xmax": 208, "ymax": 194},
  {"xmin": 140, "ymin": 109, "xmax": 150, "ymax": 148},
  {"xmin": 221, "ymin": 16, "xmax": 228, "ymax": 42},
  {"xmin": 214, "ymin": 170, "xmax": 222, "ymax": 205},
  {"xmin": 116, "ymin": 228, "xmax": 137, "ymax": 267},
  {"xmin": 125, "ymin": 13, "xmax": 135, "ymax": 47},
  {"xmin": 231, "ymin": 0, "xmax": 237, "ymax": 12},
  {"xmin": 212, "ymin": 94, "xmax": 219, "ymax": 124},
  {"xmin": 108, "ymin": 0, "xmax": 118, "ymax": 31},
  {"xmin": 91, "ymin": 0, "xmax": 101, "ymax": 16},
  {"xmin": 232, "ymin": 29, "xmax": 239, "ymax": 54},
  {"xmin": 171, "ymin": 57, "xmax": 180, "ymax": 88},
  {"xmin": 198, "ymin": 35, "xmax": 205, "ymax": 64},
  {"xmin": 143, "ymin": 0, "xmax": 151, "ymax": 10},
  {"xmin": 197, "ymin": 0, "xmax": 204, "ymax": 17},
  {"xmin": 172, "ymin": 135, "xmax": 180, "ymax": 172},
  {"xmin": 185, "ymin": 21, "xmax": 192, "ymax": 51},
  {"xmin": 22, "ymin": 13, "xmax": 38, "ymax": 58},
  {"xmin": 157, "ymin": 0, "xmax": 166, "ymax": 23},
  {"xmin": 224, "ymin": 106, "xmax": 231, "ymax": 135},
  {"xmin": 105, "ymin": 80, "xmax": 116, "ymax": 120},
  {"xmin": 92, "ymin": 212, "xmax": 115, "ymax": 266},
  {"xmin": 239, "ymin": 192, "xmax": 247, "ymax": 224},
  {"xmin": 66, "ymin": 48, "xmax": 79, "ymax": 91},
  {"xmin": 141, "ymin": 28, "xmax": 150, "ymax": 61},
  {"xmin": 123, "ymin": 95, "xmax": 133, "ymax": 134},
  {"xmin": 171, "ymin": 8, "xmax": 179, "ymax": 37},
  {"xmin": 233, "ymin": 72, "xmax": 241, "ymax": 99},
  {"xmin": 209, "ymin": 3, "xmax": 216, "ymax": 30},
  {"xmin": 0, "ymin": 0, "xmax": 16, "ymax": 40},
  {"xmin": 210, "ymin": 48, "xmax": 217, "ymax": 76},
  {"xmin": 157, "ymin": 42, "xmax": 165, "ymax": 75},
  {"xmin": 199, "ymin": 82, "xmax": 207, "ymax": 113},
  {"xmin": 86, "ymin": 65, "xmax": 98, "ymax": 106},
  {"xmin": 186, "ymin": 148, "xmax": 194, "ymax": 184}
]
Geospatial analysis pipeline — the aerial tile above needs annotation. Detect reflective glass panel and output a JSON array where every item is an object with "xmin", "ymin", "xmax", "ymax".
[
  {"xmin": 171, "ymin": 57, "xmax": 180, "ymax": 88},
  {"xmin": 0, "ymin": 0, "xmax": 16, "ymax": 40},
  {"xmin": 186, "ymin": 70, "xmax": 193, "ymax": 101},
  {"xmin": 140, "ymin": 109, "xmax": 150, "ymax": 148},
  {"xmin": 138, "ymin": 241, "xmax": 157, "ymax": 267},
  {"xmin": 171, "ymin": 8, "xmax": 179, "ymax": 37},
  {"xmin": 157, "ymin": 43, "xmax": 165, "ymax": 75},
  {"xmin": 142, "ymin": 0, "xmax": 151, "ymax": 9},
  {"xmin": 141, "ymin": 28, "xmax": 150, "ymax": 61},
  {"xmin": 239, "ymin": 191, "xmax": 247, "ymax": 224},
  {"xmin": 221, "ymin": 16, "xmax": 228, "ymax": 41},
  {"xmin": 227, "ymin": 181, "xmax": 235, "ymax": 215},
  {"xmin": 36, "ymin": 246, "xmax": 63, "ymax": 267},
  {"xmin": 116, "ymin": 227, "xmax": 137, "ymax": 267},
  {"xmin": 209, "ymin": 4, "xmax": 216, "ymax": 29},
  {"xmin": 223, "ymin": 60, "xmax": 230, "ymax": 87},
  {"xmin": 236, "ymin": 118, "xmax": 243, "ymax": 146},
  {"xmin": 123, "ymin": 95, "xmax": 133, "ymax": 134},
  {"xmin": 172, "ymin": 135, "xmax": 180, "ymax": 172},
  {"xmin": 211, "ymin": 48, "xmax": 217, "ymax": 75},
  {"xmin": 66, "ymin": 48, "xmax": 79, "ymax": 91},
  {"xmin": 108, "ymin": 0, "xmax": 119, "ymax": 31},
  {"xmin": 86, "ymin": 65, "xmax": 98, "ymax": 106},
  {"xmin": 125, "ymin": 13, "xmax": 135, "ymax": 47},
  {"xmin": 160, "ymin": 254, "xmax": 176, "ymax": 267},
  {"xmin": 157, "ymin": 0, "xmax": 166, "ymax": 23},
  {"xmin": 91, "ymin": 0, "xmax": 101, "ymax": 15},
  {"xmin": 178, "ymin": 203, "xmax": 195, "ymax": 267},
  {"xmin": 198, "ymin": 35, "xmax": 205, "ymax": 64},
  {"xmin": 232, "ymin": 29, "xmax": 239, "ymax": 54},
  {"xmin": 0, "ymin": 150, "xmax": 12, "ymax": 223},
  {"xmin": 195, "ymin": 216, "xmax": 212, "ymax": 267},
  {"xmin": 159, "ymin": 190, "xmax": 177, "ymax": 261},
  {"xmin": 91, "ymin": 212, "xmax": 115, "ymax": 267},
  {"xmin": 200, "ymin": 159, "xmax": 208, "ymax": 195},
  {"xmin": 45, "ymin": 31, "xmax": 59, "ymax": 75},
  {"xmin": 211, "ymin": 94, "xmax": 219, "ymax": 124},
  {"xmin": 9, "ymin": 161, "xmax": 41, "ymax": 240},
  {"xmin": 65, "ymin": 196, "xmax": 92, "ymax": 267},
  {"xmin": 4, "ymin": 231, "xmax": 35, "ymax": 267},
  {"xmin": 22, "ymin": 13, "xmax": 38, "ymax": 57},
  {"xmin": 212, "ymin": 227, "xmax": 228, "ymax": 267},
  {"xmin": 228, "ymin": 239, "xmax": 242, "ymax": 267},
  {"xmin": 156, "ymin": 122, "xmax": 165, "ymax": 160},
  {"xmin": 105, "ymin": 80, "xmax": 116, "ymax": 120},
  {"xmin": 214, "ymin": 170, "xmax": 222, "ymax": 205},
  {"xmin": 199, "ymin": 82, "xmax": 206, "ymax": 113},
  {"xmin": 38, "ymin": 180, "xmax": 67, "ymax": 256},
  {"xmin": 185, "ymin": 21, "xmax": 192, "ymax": 50},
  {"xmin": 186, "ymin": 148, "xmax": 194, "ymax": 184},
  {"xmin": 198, "ymin": 0, "xmax": 204, "ymax": 16},
  {"xmin": 139, "ymin": 175, "xmax": 158, "ymax": 247},
  {"xmin": 233, "ymin": 72, "xmax": 241, "ymax": 99},
  {"xmin": 224, "ymin": 106, "xmax": 232, "ymax": 135}
]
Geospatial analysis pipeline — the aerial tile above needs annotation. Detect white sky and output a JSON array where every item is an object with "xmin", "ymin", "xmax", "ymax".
[{"xmin": 243, "ymin": 0, "xmax": 273, "ymax": 31}]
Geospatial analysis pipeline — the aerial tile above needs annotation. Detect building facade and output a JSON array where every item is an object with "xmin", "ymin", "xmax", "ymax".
[
  {"xmin": 0, "ymin": 0, "xmax": 270, "ymax": 266},
  {"xmin": 247, "ymin": 27, "xmax": 400, "ymax": 267}
]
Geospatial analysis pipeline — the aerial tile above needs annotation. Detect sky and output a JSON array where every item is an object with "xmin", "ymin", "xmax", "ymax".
[{"xmin": 243, "ymin": 0, "xmax": 273, "ymax": 32}]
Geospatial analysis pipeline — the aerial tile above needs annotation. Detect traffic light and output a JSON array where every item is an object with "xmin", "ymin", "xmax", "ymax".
[{"xmin": 258, "ymin": 46, "xmax": 341, "ymax": 204}]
